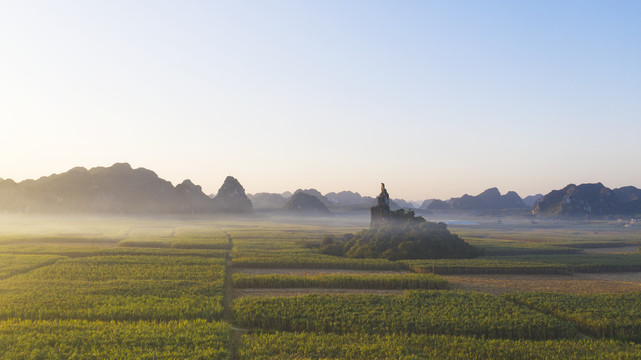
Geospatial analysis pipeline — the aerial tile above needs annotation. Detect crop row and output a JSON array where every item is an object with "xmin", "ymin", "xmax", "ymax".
[
  {"xmin": 505, "ymin": 292, "xmax": 641, "ymax": 342},
  {"xmin": 0, "ymin": 254, "xmax": 63, "ymax": 279},
  {"xmin": 232, "ymin": 290, "xmax": 575, "ymax": 340},
  {"xmin": 0, "ymin": 245, "xmax": 228, "ymax": 258},
  {"xmin": 0, "ymin": 319, "xmax": 230, "ymax": 359},
  {"xmin": 231, "ymin": 254, "xmax": 407, "ymax": 271},
  {"xmin": 240, "ymin": 331, "xmax": 641, "ymax": 360},
  {"xmin": 118, "ymin": 238, "xmax": 231, "ymax": 250},
  {"xmin": 403, "ymin": 259, "xmax": 571, "ymax": 275},
  {"xmin": 233, "ymin": 273, "xmax": 448, "ymax": 290},
  {"xmin": 400, "ymin": 254, "xmax": 641, "ymax": 275},
  {"xmin": 17, "ymin": 255, "xmax": 226, "ymax": 282},
  {"xmin": 509, "ymin": 254, "xmax": 641, "ymax": 273}
]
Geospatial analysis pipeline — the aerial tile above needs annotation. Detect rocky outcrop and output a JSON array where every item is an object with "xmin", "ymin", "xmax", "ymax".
[
  {"xmin": 283, "ymin": 192, "xmax": 333, "ymax": 216},
  {"xmin": 532, "ymin": 183, "xmax": 641, "ymax": 217},
  {"xmin": 212, "ymin": 176, "xmax": 253, "ymax": 213},
  {"xmin": 370, "ymin": 183, "xmax": 391, "ymax": 226}
]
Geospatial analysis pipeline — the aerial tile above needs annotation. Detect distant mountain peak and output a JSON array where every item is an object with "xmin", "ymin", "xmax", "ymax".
[
  {"xmin": 284, "ymin": 192, "xmax": 333, "ymax": 216},
  {"xmin": 212, "ymin": 176, "xmax": 252, "ymax": 213}
]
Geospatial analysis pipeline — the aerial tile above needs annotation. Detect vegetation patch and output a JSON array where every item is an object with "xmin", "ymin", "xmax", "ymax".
[
  {"xmin": 0, "ymin": 255, "xmax": 225, "ymax": 321},
  {"xmin": 233, "ymin": 272, "xmax": 448, "ymax": 290},
  {"xmin": 508, "ymin": 254, "xmax": 641, "ymax": 273},
  {"xmin": 319, "ymin": 211, "xmax": 482, "ymax": 260},
  {"xmin": 0, "ymin": 319, "xmax": 230, "ymax": 359},
  {"xmin": 233, "ymin": 290, "xmax": 575, "ymax": 339},
  {"xmin": 403, "ymin": 258, "xmax": 571, "ymax": 275},
  {"xmin": 445, "ymin": 274, "xmax": 641, "ymax": 295},
  {"xmin": 116, "ymin": 239, "xmax": 170, "ymax": 248},
  {"xmin": 240, "ymin": 331, "xmax": 641, "ymax": 360},
  {"xmin": 0, "ymin": 245, "xmax": 228, "ymax": 258},
  {"xmin": 0, "ymin": 254, "xmax": 63, "ymax": 279},
  {"xmin": 505, "ymin": 292, "xmax": 641, "ymax": 342},
  {"xmin": 232, "ymin": 254, "xmax": 407, "ymax": 271}
]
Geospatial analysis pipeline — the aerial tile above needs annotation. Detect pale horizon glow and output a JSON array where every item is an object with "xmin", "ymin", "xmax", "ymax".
[{"xmin": 1, "ymin": 1, "xmax": 640, "ymax": 201}]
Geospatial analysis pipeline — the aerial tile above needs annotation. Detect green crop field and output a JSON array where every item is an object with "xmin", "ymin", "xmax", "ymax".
[
  {"xmin": 403, "ymin": 253, "xmax": 641, "ymax": 275},
  {"xmin": 240, "ymin": 331, "xmax": 641, "ymax": 360},
  {"xmin": 0, "ymin": 319, "xmax": 230, "ymax": 359},
  {"xmin": 0, "ymin": 215, "xmax": 639, "ymax": 358},
  {"xmin": 404, "ymin": 258, "xmax": 572, "ymax": 275},
  {"xmin": 232, "ymin": 253, "xmax": 407, "ymax": 270},
  {"xmin": 0, "ymin": 255, "xmax": 226, "ymax": 321},
  {"xmin": 0, "ymin": 254, "xmax": 63, "ymax": 279},
  {"xmin": 506, "ymin": 292, "xmax": 641, "ymax": 342},
  {"xmin": 233, "ymin": 290, "xmax": 576, "ymax": 339},
  {"xmin": 233, "ymin": 272, "xmax": 448, "ymax": 289}
]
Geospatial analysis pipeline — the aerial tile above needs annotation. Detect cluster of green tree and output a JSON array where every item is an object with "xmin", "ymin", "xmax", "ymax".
[{"xmin": 320, "ymin": 210, "xmax": 483, "ymax": 260}]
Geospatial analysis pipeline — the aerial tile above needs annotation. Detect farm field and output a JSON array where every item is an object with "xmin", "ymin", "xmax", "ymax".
[
  {"xmin": 0, "ymin": 215, "xmax": 640, "ymax": 358},
  {"xmin": 240, "ymin": 332, "xmax": 641, "ymax": 360},
  {"xmin": 445, "ymin": 273, "xmax": 641, "ymax": 295}
]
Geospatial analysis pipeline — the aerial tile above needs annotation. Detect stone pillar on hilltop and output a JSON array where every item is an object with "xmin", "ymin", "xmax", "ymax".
[{"xmin": 371, "ymin": 183, "xmax": 390, "ymax": 227}]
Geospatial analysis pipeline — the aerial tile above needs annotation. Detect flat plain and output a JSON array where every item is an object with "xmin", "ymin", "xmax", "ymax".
[{"xmin": 0, "ymin": 215, "xmax": 640, "ymax": 359}]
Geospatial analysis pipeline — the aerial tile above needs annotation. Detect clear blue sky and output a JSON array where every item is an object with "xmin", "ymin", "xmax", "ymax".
[{"xmin": 1, "ymin": 1, "xmax": 639, "ymax": 200}]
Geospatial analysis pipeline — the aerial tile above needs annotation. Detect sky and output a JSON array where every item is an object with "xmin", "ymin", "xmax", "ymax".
[{"xmin": 1, "ymin": 1, "xmax": 640, "ymax": 201}]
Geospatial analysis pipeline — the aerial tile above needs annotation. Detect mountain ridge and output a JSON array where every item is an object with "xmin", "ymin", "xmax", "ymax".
[
  {"xmin": 425, "ymin": 187, "xmax": 528, "ymax": 212},
  {"xmin": 0, "ymin": 163, "xmax": 252, "ymax": 215},
  {"xmin": 2, "ymin": 164, "xmax": 639, "ymax": 218},
  {"xmin": 533, "ymin": 183, "xmax": 641, "ymax": 217}
]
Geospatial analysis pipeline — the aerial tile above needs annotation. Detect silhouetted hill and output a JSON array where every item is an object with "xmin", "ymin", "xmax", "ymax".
[
  {"xmin": 325, "ymin": 191, "xmax": 369, "ymax": 206},
  {"xmin": 212, "ymin": 176, "xmax": 253, "ymax": 213},
  {"xmin": 248, "ymin": 192, "xmax": 289, "ymax": 209},
  {"xmin": 533, "ymin": 183, "xmax": 641, "ymax": 217},
  {"xmin": 321, "ymin": 190, "xmax": 412, "ymax": 210},
  {"xmin": 426, "ymin": 199, "xmax": 450, "ymax": 211},
  {"xmin": 294, "ymin": 189, "xmax": 332, "ymax": 206},
  {"xmin": 0, "ymin": 163, "xmax": 252, "ymax": 215},
  {"xmin": 614, "ymin": 186, "xmax": 641, "ymax": 203},
  {"xmin": 523, "ymin": 194, "xmax": 543, "ymax": 207},
  {"xmin": 175, "ymin": 179, "xmax": 218, "ymax": 213},
  {"xmin": 392, "ymin": 198, "xmax": 417, "ymax": 209},
  {"xmin": 426, "ymin": 188, "xmax": 527, "ymax": 211},
  {"xmin": 283, "ymin": 192, "xmax": 333, "ymax": 216},
  {"xmin": 419, "ymin": 199, "xmax": 434, "ymax": 210}
]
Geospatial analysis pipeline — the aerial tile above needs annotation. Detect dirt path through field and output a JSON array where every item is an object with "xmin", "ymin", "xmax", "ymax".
[
  {"xmin": 445, "ymin": 273, "xmax": 641, "ymax": 295},
  {"xmin": 220, "ymin": 230, "xmax": 244, "ymax": 360}
]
